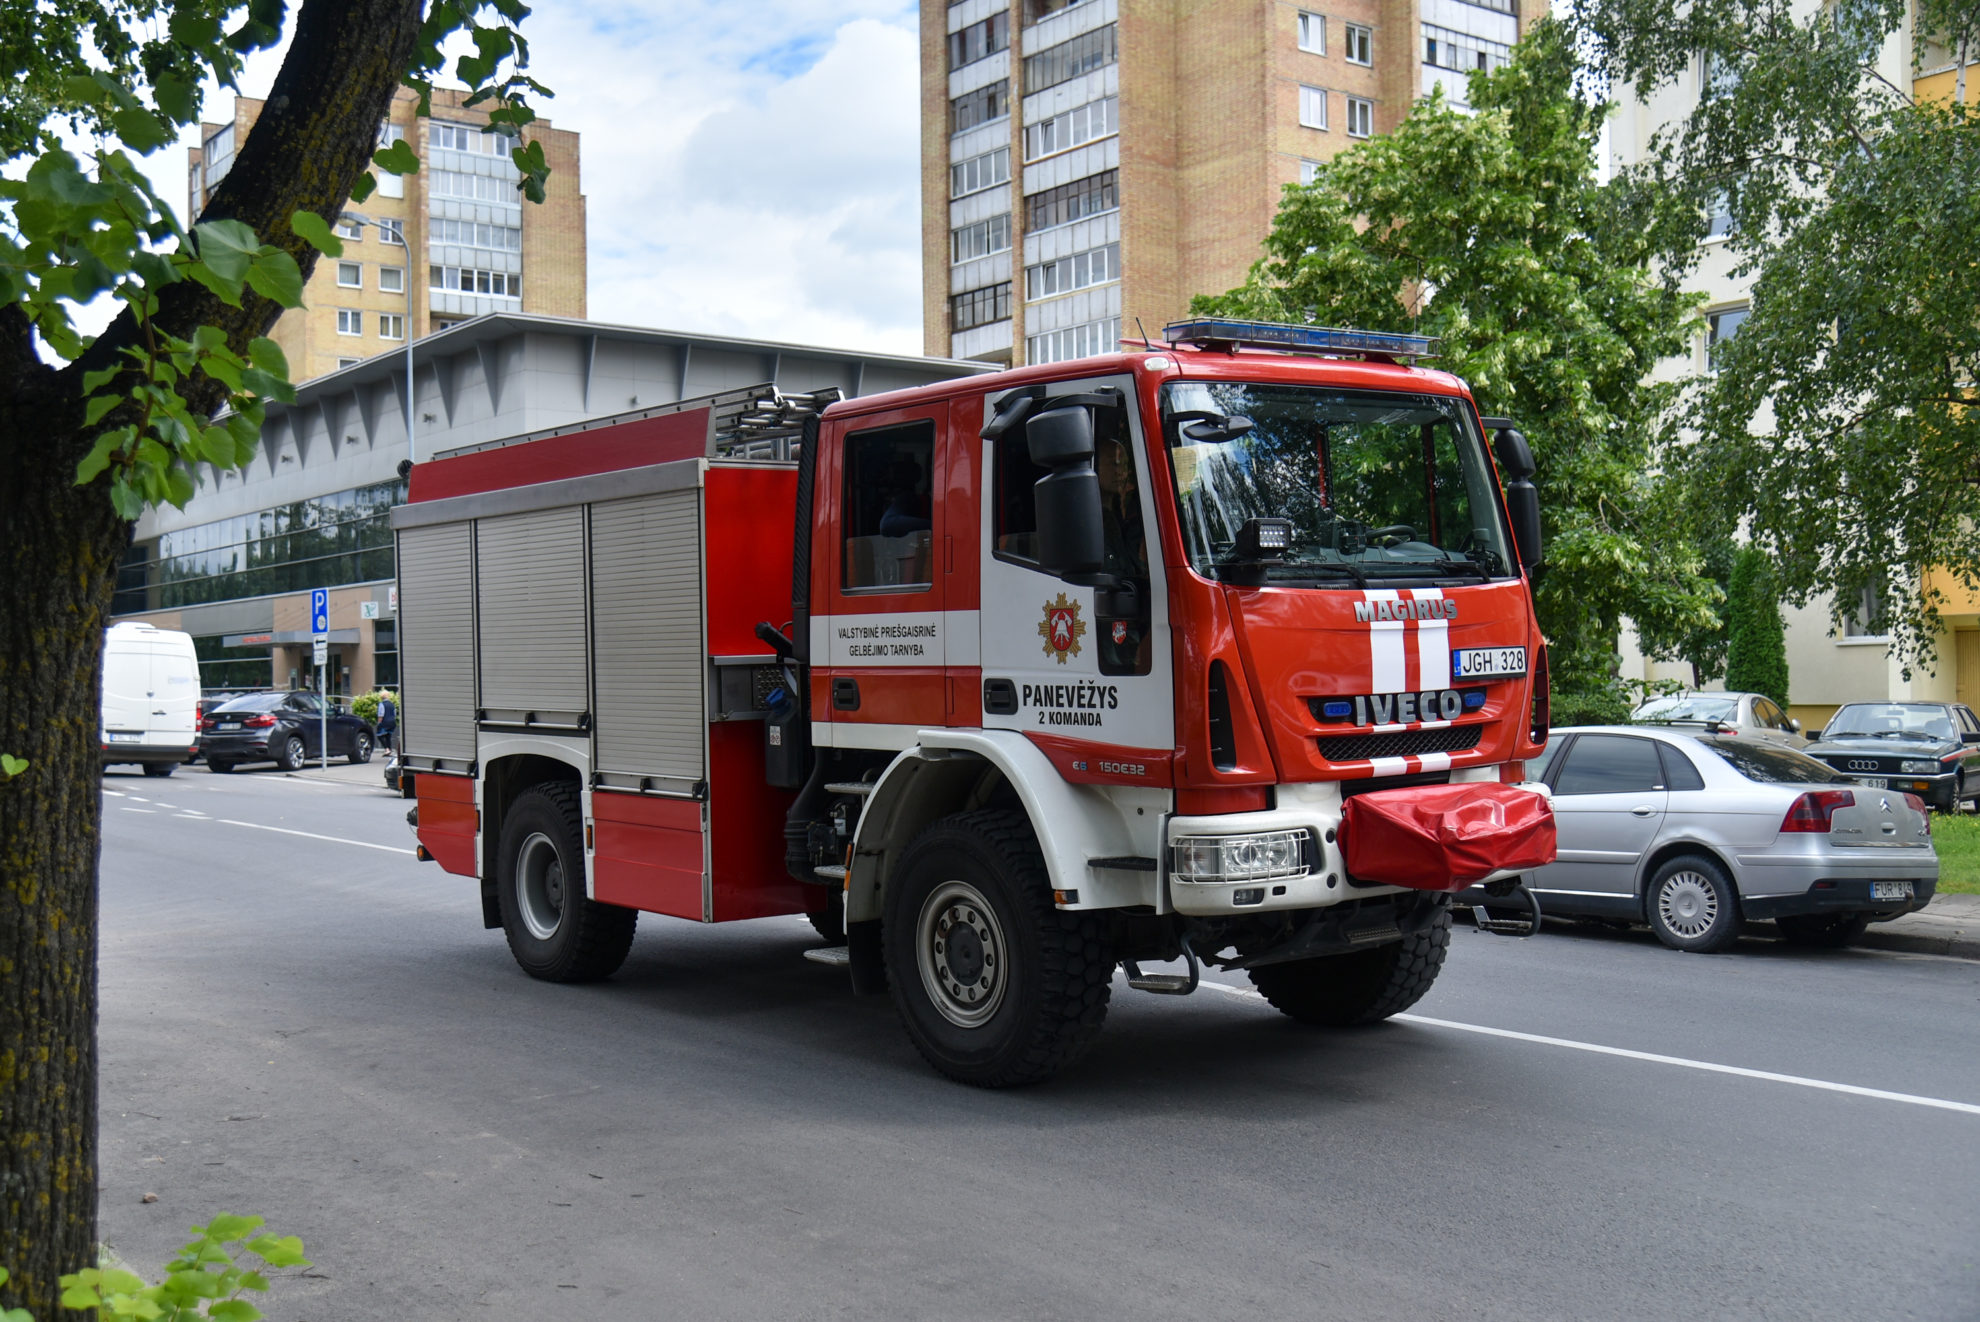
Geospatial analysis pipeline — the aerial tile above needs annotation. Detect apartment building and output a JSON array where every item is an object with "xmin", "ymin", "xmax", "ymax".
[
  {"xmin": 189, "ymin": 87, "xmax": 586, "ymax": 385},
  {"xmin": 922, "ymin": 0, "xmax": 1530, "ymax": 366}
]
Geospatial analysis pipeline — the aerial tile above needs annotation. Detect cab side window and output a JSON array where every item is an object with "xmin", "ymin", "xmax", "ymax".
[
  {"xmin": 843, "ymin": 422, "xmax": 935, "ymax": 593},
  {"xmin": 991, "ymin": 417, "xmax": 1049, "ymax": 566},
  {"xmin": 1553, "ymin": 734, "xmax": 1665, "ymax": 795}
]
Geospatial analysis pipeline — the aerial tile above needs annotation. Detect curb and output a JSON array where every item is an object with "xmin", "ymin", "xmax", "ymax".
[{"xmin": 1857, "ymin": 924, "xmax": 1980, "ymax": 961}]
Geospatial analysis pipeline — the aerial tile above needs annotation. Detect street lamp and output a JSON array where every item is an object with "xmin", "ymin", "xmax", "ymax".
[{"xmin": 340, "ymin": 210, "xmax": 416, "ymax": 463}]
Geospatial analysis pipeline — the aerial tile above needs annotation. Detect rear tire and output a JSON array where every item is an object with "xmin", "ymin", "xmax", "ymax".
[
  {"xmin": 348, "ymin": 731, "xmax": 373, "ymax": 765},
  {"xmin": 208, "ymin": 760, "xmax": 235, "ymax": 774},
  {"xmin": 496, "ymin": 781, "xmax": 637, "ymax": 982},
  {"xmin": 142, "ymin": 762, "xmax": 175, "ymax": 778},
  {"xmin": 1249, "ymin": 907, "xmax": 1452, "ymax": 1026},
  {"xmin": 884, "ymin": 809, "xmax": 1113, "ymax": 1087},
  {"xmin": 807, "ymin": 888, "xmax": 845, "ymax": 943},
  {"xmin": 275, "ymin": 735, "xmax": 306, "ymax": 772},
  {"xmin": 1777, "ymin": 911, "xmax": 1872, "ymax": 949},
  {"xmin": 1645, "ymin": 854, "xmax": 1740, "ymax": 953}
]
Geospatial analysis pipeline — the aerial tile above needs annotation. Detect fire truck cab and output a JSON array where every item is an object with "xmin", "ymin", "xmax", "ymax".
[{"xmin": 394, "ymin": 320, "xmax": 1554, "ymax": 1086}]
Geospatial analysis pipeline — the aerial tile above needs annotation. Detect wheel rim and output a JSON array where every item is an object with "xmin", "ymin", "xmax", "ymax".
[
  {"xmin": 284, "ymin": 738, "xmax": 302, "ymax": 767},
  {"xmin": 516, "ymin": 831, "xmax": 566, "ymax": 941},
  {"xmin": 915, "ymin": 879, "xmax": 1009, "ymax": 1029},
  {"xmin": 1658, "ymin": 871, "xmax": 1719, "ymax": 938},
  {"xmin": 356, "ymin": 735, "xmax": 371, "ymax": 759}
]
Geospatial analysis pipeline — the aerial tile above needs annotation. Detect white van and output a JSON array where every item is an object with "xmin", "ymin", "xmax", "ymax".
[{"xmin": 101, "ymin": 622, "xmax": 200, "ymax": 777}]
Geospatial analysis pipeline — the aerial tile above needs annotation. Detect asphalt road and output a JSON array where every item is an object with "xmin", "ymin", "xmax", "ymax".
[{"xmin": 96, "ymin": 765, "xmax": 1980, "ymax": 1320}]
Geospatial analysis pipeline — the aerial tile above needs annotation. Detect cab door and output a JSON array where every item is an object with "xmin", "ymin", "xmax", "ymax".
[
  {"xmin": 976, "ymin": 373, "xmax": 1174, "ymax": 773},
  {"xmin": 812, "ymin": 404, "xmax": 947, "ymax": 751}
]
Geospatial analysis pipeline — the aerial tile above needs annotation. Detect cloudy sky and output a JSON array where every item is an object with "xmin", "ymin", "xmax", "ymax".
[{"xmin": 132, "ymin": 0, "xmax": 927, "ymax": 356}]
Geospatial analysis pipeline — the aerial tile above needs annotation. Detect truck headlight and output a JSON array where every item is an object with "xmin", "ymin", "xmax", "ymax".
[
  {"xmin": 1173, "ymin": 830, "xmax": 1310, "ymax": 882},
  {"xmin": 1901, "ymin": 760, "xmax": 1936, "ymax": 774}
]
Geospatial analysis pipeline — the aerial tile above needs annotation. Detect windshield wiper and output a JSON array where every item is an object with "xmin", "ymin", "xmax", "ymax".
[
  {"xmin": 1361, "ymin": 558, "xmax": 1486, "ymax": 581},
  {"xmin": 1226, "ymin": 560, "xmax": 1367, "ymax": 588}
]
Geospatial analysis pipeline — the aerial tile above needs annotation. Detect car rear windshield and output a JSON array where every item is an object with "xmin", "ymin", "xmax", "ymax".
[
  {"xmin": 214, "ymin": 693, "xmax": 284, "ymax": 713},
  {"xmin": 1823, "ymin": 704, "xmax": 1957, "ymax": 741},
  {"xmin": 1694, "ymin": 737, "xmax": 1847, "ymax": 785},
  {"xmin": 1633, "ymin": 694, "xmax": 1737, "ymax": 723}
]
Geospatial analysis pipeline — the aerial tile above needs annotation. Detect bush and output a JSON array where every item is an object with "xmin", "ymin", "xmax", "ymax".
[
  {"xmin": 351, "ymin": 688, "xmax": 396, "ymax": 726},
  {"xmin": 1, "ymin": 1214, "xmax": 308, "ymax": 1320}
]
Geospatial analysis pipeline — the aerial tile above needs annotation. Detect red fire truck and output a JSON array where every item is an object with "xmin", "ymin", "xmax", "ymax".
[{"xmin": 394, "ymin": 319, "xmax": 1555, "ymax": 1086}]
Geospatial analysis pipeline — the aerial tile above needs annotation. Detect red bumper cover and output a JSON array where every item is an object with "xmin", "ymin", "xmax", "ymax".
[{"xmin": 1342, "ymin": 783, "xmax": 1556, "ymax": 892}]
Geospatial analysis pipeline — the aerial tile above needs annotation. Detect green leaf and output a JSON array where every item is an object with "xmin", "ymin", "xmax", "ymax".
[
  {"xmin": 289, "ymin": 210, "xmax": 343, "ymax": 257},
  {"xmin": 155, "ymin": 74, "xmax": 199, "ymax": 124},
  {"xmin": 244, "ymin": 248, "xmax": 303, "ymax": 306},
  {"xmin": 208, "ymin": 1301, "xmax": 264, "ymax": 1322},
  {"xmin": 247, "ymin": 337, "xmax": 289, "ymax": 377},
  {"xmin": 0, "ymin": 755, "xmax": 21, "ymax": 779},
  {"xmin": 351, "ymin": 171, "xmax": 377, "ymax": 204},
  {"xmin": 240, "ymin": 367, "xmax": 295, "ymax": 404},
  {"xmin": 192, "ymin": 218, "xmax": 260, "ymax": 279},
  {"xmin": 372, "ymin": 139, "xmax": 420, "ymax": 176},
  {"xmin": 84, "ymin": 393, "xmax": 124, "ymax": 426},
  {"xmin": 76, "ymin": 427, "xmax": 133, "ymax": 483},
  {"xmin": 82, "ymin": 364, "xmax": 122, "ymax": 393},
  {"xmin": 111, "ymin": 106, "xmax": 172, "ymax": 153},
  {"xmin": 184, "ymin": 261, "xmax": 244, "ymax": 306}
]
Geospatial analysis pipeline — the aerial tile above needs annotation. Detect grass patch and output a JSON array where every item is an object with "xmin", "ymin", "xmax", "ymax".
[{"xmin": 1931, "ymin": 813, "xmax": 1980, "ymax": 894}]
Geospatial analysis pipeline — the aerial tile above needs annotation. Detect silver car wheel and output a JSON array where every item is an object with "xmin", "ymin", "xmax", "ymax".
[
  {"xmin": 915, "ymin": 879, "xmax": 1009, "ymax": 1029},
  {"xmin": 1657, "ymin": 870, "xmax": 1719, "ymax": 939},
  {"xmin": 515, "ymin": 831, "xmax": 566, "ymax": 941}
]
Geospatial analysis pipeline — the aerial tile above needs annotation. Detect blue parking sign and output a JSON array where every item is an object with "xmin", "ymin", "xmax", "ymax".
[{"xmin": 311, "ymin": 588, "xmax": 329, "ymax": 635}]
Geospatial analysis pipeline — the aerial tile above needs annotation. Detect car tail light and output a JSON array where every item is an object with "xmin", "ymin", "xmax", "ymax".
[
  {"xmin": 200, "ymin": 716, "xmax": 218, "ymax": 731},
  {"xmin": 244, "ymin": 713, "xmax": 278, "ymax": 728},
  {"xmin": 1904, "ymin": 792, "xmax": 1930, "ymax": 835},
  {"xmin": 1780, "ymin": 789, "xmax": 1855, "ymax": 833}
]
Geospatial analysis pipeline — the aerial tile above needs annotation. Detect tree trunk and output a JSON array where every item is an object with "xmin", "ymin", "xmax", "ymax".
[
  {"xmin": 0, "ymin": 1, "xmax": 426, "ymax": 1308},
  {"xmin": 0, "ymin": 350, "xmax": 120, "ymax": 1314}
]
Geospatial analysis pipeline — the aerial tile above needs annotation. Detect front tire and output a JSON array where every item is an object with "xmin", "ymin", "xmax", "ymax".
[
  {"xmin": 884, "ymin": 810, "xmax": 1113, "ymax": 1087},
  {"xmin": 348, "ymin": 731, "xmax": 373, "ymax": 765},
  {"xmin": 1645, "ymin": 854, "xmax": 1740, "ymax": 953},
  {"xmin": 496, "ymin": 782, "xmax": 637, "ymax": 982},
  {"xmin": 1777, "ymin": 911, "xmax": 1871, "ymax": 949},
  {"xmin": 275, "ymin": 735, "xmax": 306, "ymax": 772},
  {"xmin": 1249, "ymin": 907, "xmax": 1452, "ymax": 1026}
]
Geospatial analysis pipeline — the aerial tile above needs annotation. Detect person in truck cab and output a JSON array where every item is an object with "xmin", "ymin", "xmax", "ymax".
[{"xmin": 1096, "ymin": 428, "xmax": 1152, "ymax": 675}]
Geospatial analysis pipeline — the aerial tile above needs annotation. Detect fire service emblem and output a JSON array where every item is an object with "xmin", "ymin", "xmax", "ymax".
[{"xmin": 1039, "ymin": 593, "xmax": 1087, "ymax": 664}]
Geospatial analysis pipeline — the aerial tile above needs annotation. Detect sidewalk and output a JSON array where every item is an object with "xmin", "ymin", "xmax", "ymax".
[
  {"xmin": 274, "ymin": 757, "xmax": 397, "ymax": 790},
  {"xmin": 1859, "ymin": 892, "xmax": 1980, "ymax": 961}
]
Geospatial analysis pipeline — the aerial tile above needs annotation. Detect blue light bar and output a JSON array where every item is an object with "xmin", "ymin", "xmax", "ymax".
[
  {"xmin": 1163, "ymin": 318, "xmax": 1439, "ymax": 361},
  {"xmin": 1319, "ymin": 699, "xmax": 1354, "ymax": 720},
  {"xmin": 1462, "ymin": 690, "xmax": 1487, "ymax": 710}
]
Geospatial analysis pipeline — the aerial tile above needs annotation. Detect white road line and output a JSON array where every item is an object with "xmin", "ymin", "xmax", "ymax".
[
  {"xmin": 1195, "ymin": 982, "xmax": 1980, "ymax": 1116},
  {"xmin": 121, "ymin": 807, "xmax": 156, "ymax": 814},
  {"xmin": 215, "ymin": 819, "xmax": 415, "ymax": 856}
]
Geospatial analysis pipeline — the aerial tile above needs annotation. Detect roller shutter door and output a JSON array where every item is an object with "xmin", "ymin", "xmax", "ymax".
[
  {"xmin": 476, "ymin": 506, "xmax": 590, "ymax": 718},
  {"xmin": 591, "ymin": 490, "xmax": 705, "ymax": 784},
  {"xmin": 396, "ymin": 522, "xmax": 478, "ymax": 762}
]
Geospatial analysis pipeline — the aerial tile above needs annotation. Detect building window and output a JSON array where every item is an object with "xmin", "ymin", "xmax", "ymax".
[
  {"xmin": 202, "ymin": 123, "xmax": 236, "ymax": 189},
  {"xmin": 1027, "ymin": 317, "xmax": 1121, "ymax": 366},
  {"xmin": 1024, "ymin": 24, "xmax": 1117, "ymax": 94},
  {"xmin": 430, "ymin": 120, "xmax": 506, "ymax": 154},
  {"xmin": 429, "ymin": 217, "xmax": 522, "ymax": 251},
  {"xmin": 1843, "ymin": 581, "xmax": 1886, "ymax": 637},
  {"xmin": 952, "ymin": 146, "xmax": 1011, "ymax": 198},
  {"xmin": 951, "ymin": 83, "xmax": 1010, "ymax": 135},
  {"xmin": 336, "ymin": 308, "xmax": 362, "ymax": 336},
  {"xmin": 1345, "ymin": 23, "xmax": 1373, "ymax": 66},
  {"xmin": 336, "ymin": 262, "xmax": 362, "ymax": 288},
  {"xmin": 951, "ymin": 282, "xmax": 1012, "ymax": 331},
  {"xmin": 1706, "ymin": 304, "xmax": 1748, "ymax": 371},
  {"xmin": 432, "ymin": 169, "xmax": 517, "ymax": 203},
  {"xmin": 948, "ymin": 12, "xmax": 1009, "ymax": 69},
  {"xmin": 335, "ymin": 217, "xmax": 363, "ymax": 241},
  {"xmin": 1705, "ymin": 192, "xmax": 1734, "ymax": 240},
  {"xmin": 1024, "ymin": 96, "xmax": 1118, "ymax": 160},
  {"xmin": 378, "ymin": 265, "xmax": 404, "ymax": 293},
  {"xmin": 1299, "ymin": 85, "xmax": 1329, "ymax": 130},
  {"xmin": 377, "ymin": 218, "xmax": 403, "ymax": 245},
  {"xmin": 951, "ymin": 214, "xmax": 1012, "ymax": 262},
  {"xmin": 1025, "ymin": 169, "xmax": 1118, "ymax": 232},
  {"xmin": 429, "ymin": 265, "xmax": 521, "ymax": 298},
  {"xmin": 1346, "ymin": 95, "xmax": 1373, "ymax": 137},
  {"xmin": 1299, "ymin": 159, "xmax": 1322, "ymax": 185},
  {"xmin": 1298, "ymin": 12, "xmax": 1326, "ymax": 54},
  {"xmin": 1026, "ymin": 242, "xmax": 1118, "ymax": 300},
  {"xmin": 379, "ymin": 313, "xmax": 405, "ymax": 340},
  {"xmin": 375, "ymin": 123, "xmax": 406, "ymax": 199},
  {"xmin": 1424, "ymin": 25, "xmax": 1510, "ymax": 76},
  {"xmin": 1702, "ymin": 50, "xmax": 1740, "ymax": 99},
  {"xmin": 337, "ymin": 358, "xmax": 361, "ymax": 369}
]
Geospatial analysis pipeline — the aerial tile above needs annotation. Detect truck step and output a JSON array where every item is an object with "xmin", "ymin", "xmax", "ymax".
[
  {"xmin": 824, "ymin": 782, "xmax": 876, "ymax": 796},
  {"xmin": 802, "ymin": 946, "xmax": 850, "ymax": 967},
  {"xmin": 813, "ymin": 864, "xmax": 848, "ymax": 881},
  {"xmin": 1122, "ymin": 937, "xmax": 1200, "ymax": 996}
]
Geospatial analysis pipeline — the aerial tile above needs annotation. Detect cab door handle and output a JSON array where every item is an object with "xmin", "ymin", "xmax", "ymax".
[{"xmin": 1630, "ymin": 805, "xmax": 1656, "ymax": 817}]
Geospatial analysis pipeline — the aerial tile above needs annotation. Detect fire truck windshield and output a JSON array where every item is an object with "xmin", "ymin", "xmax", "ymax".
[{"xmin": 1160, "ymin": 381, "xmax": 1517, "ymax": 586}]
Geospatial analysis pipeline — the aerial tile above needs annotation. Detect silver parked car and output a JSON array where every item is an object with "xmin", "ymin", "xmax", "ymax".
[
  {"xmin": 1467, "ymin": 726, "xmax": 1937, "ymax": 952},
  {"xmin": 1630, "ymin": 690, "xmax": 1806, "ymax": 747}
]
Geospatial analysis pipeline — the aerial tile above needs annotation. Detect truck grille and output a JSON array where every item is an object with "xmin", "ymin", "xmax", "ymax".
[{"xmin": 1319, "ymin": 724, "xmax": 1483, "ymax": 762}]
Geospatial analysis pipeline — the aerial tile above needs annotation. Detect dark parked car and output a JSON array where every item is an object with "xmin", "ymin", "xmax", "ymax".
[
  {"xmin": 201, "ymin": 691, "xmax": 376, "ymax": 773},
  {"xmin": 1802, "ymin": 701, "xmax": 1980, "ymax": 812}
]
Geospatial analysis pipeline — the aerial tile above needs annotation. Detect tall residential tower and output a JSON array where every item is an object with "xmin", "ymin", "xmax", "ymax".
[{"xmin": 922, "ymin": 0, "xmax": 1528, "ymax": 366}]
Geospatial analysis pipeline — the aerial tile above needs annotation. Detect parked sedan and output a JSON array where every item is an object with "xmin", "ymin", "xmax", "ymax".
[
  {"xmin": 1467, "ymin": 726, "xmax": 1937, "ymax": 952},
  {"xmin": 1630, "ymin": 690, "xmax": 1806, "ymax": 747},
  {"xmin": 201, "ymin": 691, "xmax": 376, "ymax": 772},
  {"xmin": 1801, "ymin": 701, "xmax": 1980, "ymax": 812}
]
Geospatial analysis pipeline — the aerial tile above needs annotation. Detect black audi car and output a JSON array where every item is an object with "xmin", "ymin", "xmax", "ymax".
[
  {"xmin": 200, "ymin": 691, "xmax": 376, "ymax": 773},
  {"xmin": 1802, "ymin": 701, "xmax": 1980, "ymax": 812}
]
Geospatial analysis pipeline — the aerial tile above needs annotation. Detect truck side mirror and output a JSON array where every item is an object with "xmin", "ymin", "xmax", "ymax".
[
  {"xmin": 1027, "ymin": 405, "xmax": 1105, "ymax": 579},
  {"xmin": 1492, "ymin": 426, "xmax": 1542, "ymax": 573}
]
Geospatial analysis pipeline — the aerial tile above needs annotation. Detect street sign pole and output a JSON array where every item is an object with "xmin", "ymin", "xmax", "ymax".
[{"xmin": 311, "ymin": 588, "xmax": 329, "ymax": 771}]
